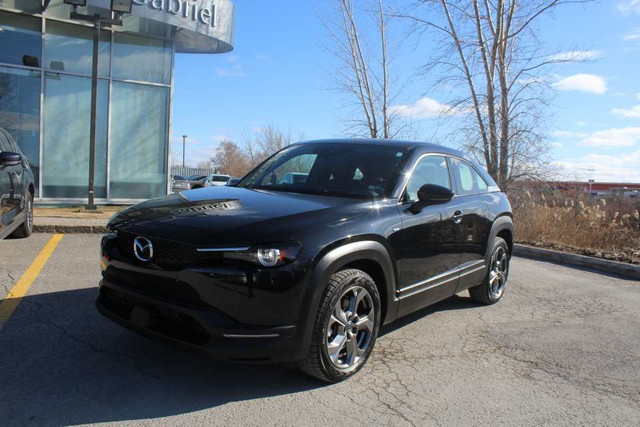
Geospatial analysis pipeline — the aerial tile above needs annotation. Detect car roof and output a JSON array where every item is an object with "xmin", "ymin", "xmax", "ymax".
[
  {"xmin": 295, "ymin": 138, "xmax": 464, "ymax": 156},
  {"xmin": 293, "ymin": 138, "xmax": 497, "ymax": 187}
]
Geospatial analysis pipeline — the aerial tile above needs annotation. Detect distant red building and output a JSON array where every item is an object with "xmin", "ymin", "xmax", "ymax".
[
  {"xmin": 551, "ymin": 181, "xmax": 640, "ymax": 191},
  {"xmin": 543, "ymin": 181, "xmax": 640, "ymax": 199}
]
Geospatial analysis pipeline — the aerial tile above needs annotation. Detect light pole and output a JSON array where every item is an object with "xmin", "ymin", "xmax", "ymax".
[
  {"xmin": 64, "ymin": 0, "xmax": 133, "ymax": 210},
  {"xmin": 182, "ymin": 135, "xmax": 188, "ymax": 168}
]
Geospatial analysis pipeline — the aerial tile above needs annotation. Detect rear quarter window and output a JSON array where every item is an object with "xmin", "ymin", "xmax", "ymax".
[{"xmin": 451, "ymin": 158, "xmax": 489, "ymax": 195}]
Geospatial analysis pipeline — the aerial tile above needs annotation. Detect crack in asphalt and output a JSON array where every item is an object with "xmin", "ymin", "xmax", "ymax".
[{"xmin": 1, "ymin": 268, "xmax": 17, "ymax": 297}]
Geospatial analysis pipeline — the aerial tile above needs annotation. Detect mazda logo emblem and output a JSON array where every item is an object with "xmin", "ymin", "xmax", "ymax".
[{"xmin": 133, "ymin": 236, "xmax": 153, "ymax": 262}]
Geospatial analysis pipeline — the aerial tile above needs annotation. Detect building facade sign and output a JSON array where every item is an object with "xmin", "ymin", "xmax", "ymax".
[
  {"xmin": 89, "ymin": 0, "xmax": 234, "ymax": 53},
  {"xmin": 132, "ymin": 0, "xmax": 217, "ymax": 28}
]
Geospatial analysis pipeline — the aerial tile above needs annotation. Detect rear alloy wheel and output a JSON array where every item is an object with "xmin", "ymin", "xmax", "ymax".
[
  {"xmin": 300, "ymin": 269, "xmax": 381, "ymax": 382},
  {"xmin": 469, "ymin": 237, "xmax": 510, "ymax": 304},
  {"xmin": 12, "ymin": 192, "xmax": 33, "ymax": 238}
]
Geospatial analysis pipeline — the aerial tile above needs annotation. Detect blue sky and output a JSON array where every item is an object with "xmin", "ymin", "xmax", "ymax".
[{"xmin": 172, "ymin": 0, "xmax": 640, "ymax": 182}]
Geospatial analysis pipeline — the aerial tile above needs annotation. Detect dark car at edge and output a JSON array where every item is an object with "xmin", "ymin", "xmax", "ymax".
[
  {"xmin": 97, "ymin": 139, "xmax": 513, "ymax": 382},
  {"xmin": 0, "ymin": 128, "xmax": 34, "ymax": 240}
]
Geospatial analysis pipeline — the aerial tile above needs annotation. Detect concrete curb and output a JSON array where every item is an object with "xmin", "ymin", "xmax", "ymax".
[
  {"xmin": 34, "ymin": 224, "xmax": 108, "ymax": 234},
  {"xmin": 514, "ymin": 244, "xmax": 640, "ymax": 281}
]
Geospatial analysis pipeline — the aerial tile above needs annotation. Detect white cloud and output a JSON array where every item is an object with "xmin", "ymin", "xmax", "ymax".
[
  {"xmin": 576, "ymin": 121, "xmax": 588, "ymax": 126},
  {"xmin": 637, "ymin": 92, "xmax": 640, "ymax": 101},
  {"xmin": 551, "ymin": 141, "xmax": 563, "ymax": 149},
  {"xmin": 546, "ymin": 50, "xmax": 602, "ymax": 61},
  {"xmin": 255, "ymin": 54, "xmax": 274, "ymax": 66},
  {"xmin": 215, "ymin": 65, "xmax": 246, "ymax": 77},
  {"xmin": 390, "ymin": 97, "xmax": 456, "ymax": 119},
  {"xmin": 618, "ymin": 0, "xmax": 640, "ymax": 14},
  {"xmin": 551, "ymin": 130, "xmax": 588, "ymax": 139},
  {"xmin": 611, "ymin": 105, "xmax": 640, "ymax": 118},
  {"xmin": 226, "ymin": 55, "xmax": 240, "ymax": 64},
  {"xmin": 580, "ymin": 127, "xmax": 640, "ymax": 147},
  {"xmin": 623, "ymin": 28, "xmax": 640, "ymax": 41},
  {"xmin": 553, "ymin": 150, "xmax": 640, "ymax": 182},
  {"xmin": 215, "ymin": 56, "xmax": 246, "ymax": 77},
  {"xmin": 553, "ymin": 74, "xmax": 607, "ymax": 94}
]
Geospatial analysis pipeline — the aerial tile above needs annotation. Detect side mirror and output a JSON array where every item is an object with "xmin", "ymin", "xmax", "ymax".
[
  {"xmin": 0, "ymin": 151, "xmax": 22, "ymax": 167},
  {"xmin": 409, "ymin": 184, "xmax": 454, "ymax": 214}
]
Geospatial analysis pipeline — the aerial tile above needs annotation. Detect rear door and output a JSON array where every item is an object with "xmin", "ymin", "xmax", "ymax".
[
  {"xmin": 396, "ymin": 154, "xmax": 464, "ymax": 316},
  {"xmin": 448, "ymin": 158, "xmax": 493, "ymax": 290}
]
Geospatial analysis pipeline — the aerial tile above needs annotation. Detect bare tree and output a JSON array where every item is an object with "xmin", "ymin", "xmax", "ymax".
[
  {"xmin": 400, "ymin": 0, "xmax": 590, "ymax": 188},
  {"xmin": 243, "ymin": 124, "xmax": 299, "ymax": 167},
  {"xmin": 326, "ymin": 0, "xmax": 404, "ymax": 139},
  {"xmin": 210, "ymin": 140, "xmax": 250, "ymax": 177},
  {"xmin": 196, "ymin": 160, "xmax": 214, "ymax": 169}
]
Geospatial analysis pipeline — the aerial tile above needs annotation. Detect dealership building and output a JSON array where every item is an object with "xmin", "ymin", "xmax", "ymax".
[{"xmin": 0, "ymin": 0, "xmax": 234, "ymax": 202}]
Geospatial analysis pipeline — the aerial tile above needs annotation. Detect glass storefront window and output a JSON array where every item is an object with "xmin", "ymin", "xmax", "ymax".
[
  {"xmin": 0, "ymin": 65, "xmax": 41, "ymax": 196},
  {"xmin": 42, "ymin": 74, "xmax": 108, "ymax": 198},
  {"xmin": 0, "ymin": 1, "xmax": 41, "ymax": 14},
  {"xmin": 0, "ymin": 8, "xmax": 175, "ymax": 201},
  {"xmin": 112, "ymin": 33, "xmax": 171, "ymax": 84},
  {"xmin": 0, "ymin": 11, "xmax": 41, "ymax": 68},
  {"xmin": 110, "ymin": 82, "xmax": 168, "ymax": 199},
  {"xmin": 44, "ymin": 20, "xmax": 110, "ymax": 77}
]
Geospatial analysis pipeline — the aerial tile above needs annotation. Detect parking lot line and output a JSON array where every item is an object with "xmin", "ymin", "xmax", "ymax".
[{"xmin": 0, "ymin": 234, "xmax": 64, "ymax": 332}]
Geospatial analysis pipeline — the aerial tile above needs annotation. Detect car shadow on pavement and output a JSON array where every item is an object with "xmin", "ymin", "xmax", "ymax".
[
  {"xmin": 380, "ymin": 294, "xmax": 480, "ymax": 337},
  {"xmin": 0, "ymin": 288, "xmax": 477, "ymax": 425}
]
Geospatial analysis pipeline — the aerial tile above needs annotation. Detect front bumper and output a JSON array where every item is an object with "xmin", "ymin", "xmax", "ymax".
[{"xmin": 97, "ymin": 278, "xmax": 300, "ymax": 362}]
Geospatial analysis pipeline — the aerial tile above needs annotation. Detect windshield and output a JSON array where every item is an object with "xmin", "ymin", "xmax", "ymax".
[{"xmin": 239, "ymin": 143, "xmax": 408, "ymax": 199}]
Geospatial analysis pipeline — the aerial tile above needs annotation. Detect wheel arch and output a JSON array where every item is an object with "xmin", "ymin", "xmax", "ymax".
[
  {"xmin": 311, "ymin": 240, "xmax": 397, "ymax": 323},
  {"xmin": 295, "ymin": 239, "xmax": 399, "ymax": 360},
  {"xmin": 488, "ymin": 215, "xmax": 514, "ymax": 259}
]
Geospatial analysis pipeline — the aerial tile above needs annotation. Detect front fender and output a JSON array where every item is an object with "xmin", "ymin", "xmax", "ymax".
[{"xmin": 294, "ymin": 240, "xmax": 398, "ymax": 360}]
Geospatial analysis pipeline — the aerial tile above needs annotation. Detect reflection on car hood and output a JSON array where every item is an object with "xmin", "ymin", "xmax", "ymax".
[{"xmin": 107, "ymin": 186, "xmax": 372, "ymax": 246}]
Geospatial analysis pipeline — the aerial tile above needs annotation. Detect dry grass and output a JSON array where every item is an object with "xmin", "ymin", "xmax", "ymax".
[
  {"xmin": 510, "ymin": 191, "xmax": 640, "ymax": 264},
  {"xmin": 33, "ymin": 205, "xmax": 127, "ymax": 220}
]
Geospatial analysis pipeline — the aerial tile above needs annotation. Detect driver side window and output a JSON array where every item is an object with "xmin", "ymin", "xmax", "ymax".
[{"xmin": 404, "ymin": 155, "xmax": 451, "ymax": 202}]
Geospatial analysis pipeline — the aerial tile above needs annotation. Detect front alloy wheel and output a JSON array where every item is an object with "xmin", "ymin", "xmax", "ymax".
[
  {"xmin": 326, "ymin": 286, "xmax": 375, "ymax": 370},
  {"xmin": 300, "ymin": 269, "xmax": 381, "ymax": 382}
]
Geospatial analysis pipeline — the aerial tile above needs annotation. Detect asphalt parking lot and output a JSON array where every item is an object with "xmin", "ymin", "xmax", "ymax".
[{"xmin": 1, "ymin": 234, "xmax": 639, "ymax": 426}]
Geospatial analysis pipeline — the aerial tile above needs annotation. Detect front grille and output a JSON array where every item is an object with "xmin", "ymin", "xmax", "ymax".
[
  {"xmin": 105, "ymin": 267, "xmax": 206, "ymax": 306},
  {"xmin": 117, "ymin": 231, "xmax": 223, "ymax": 269}
]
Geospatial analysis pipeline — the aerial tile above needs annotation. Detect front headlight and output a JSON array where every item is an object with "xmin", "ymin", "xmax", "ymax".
[
  {"xmin": 257, "ymin": 248, "xmax": 281, "ymax": 267},
  {"xmin": 224, "ymin": 242, "xmax": 301, "ymax": 268}
]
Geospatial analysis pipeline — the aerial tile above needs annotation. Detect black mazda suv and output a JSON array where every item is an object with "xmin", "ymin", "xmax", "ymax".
[{"xmin": 97, "ymin": 139, "xmax": 513, "ymax": 382}]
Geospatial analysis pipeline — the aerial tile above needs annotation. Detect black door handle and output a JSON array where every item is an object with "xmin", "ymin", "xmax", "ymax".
[{"xmin": 452, "ymin": 210, "xmax": 463, "ymax": 224}]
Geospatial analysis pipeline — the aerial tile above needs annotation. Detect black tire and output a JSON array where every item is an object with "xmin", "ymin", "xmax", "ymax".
[
  {"xmin": 299, "ymin": 269, "xmax": 381, "ymax": 383},
  {"xmin": 469, "ymin": 237, "xmax": 510, "ymax": 304},
  {"xmin": 12, "ymin": 191, "xmax": 33, "ymax": 238}
]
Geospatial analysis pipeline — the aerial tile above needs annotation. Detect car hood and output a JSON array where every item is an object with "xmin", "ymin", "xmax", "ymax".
[{"xmin": 107, "ymin": 186, "xmax": 373, "ymax": 246}]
